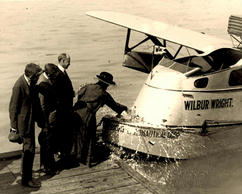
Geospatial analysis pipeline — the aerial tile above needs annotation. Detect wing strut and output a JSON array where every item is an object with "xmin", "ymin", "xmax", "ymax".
[
  {"xmin": 125, "ymin": 29, "xmax": 131, "ymax": 54},
  {"xmin": 125, "ymin": 29, "xmax": 173, "ymax": 59}
]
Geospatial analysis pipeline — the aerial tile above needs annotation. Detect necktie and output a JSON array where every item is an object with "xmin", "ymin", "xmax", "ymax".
[{"xmin": 64, "ymin": 70, "xmax": 68, "ymax": 77}]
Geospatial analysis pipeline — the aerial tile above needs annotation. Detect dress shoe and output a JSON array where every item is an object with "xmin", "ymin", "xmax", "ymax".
[{"xmin": 22, "ymin": 180, "xmax": 41, "ymax": 188}]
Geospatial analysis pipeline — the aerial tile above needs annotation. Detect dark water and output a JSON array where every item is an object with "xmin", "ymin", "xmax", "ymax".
[{"xmin": 0, "ymin": 0, "xmax": 242, "ymax": 193}]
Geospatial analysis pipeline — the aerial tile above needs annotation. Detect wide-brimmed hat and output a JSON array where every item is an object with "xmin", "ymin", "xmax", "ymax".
[{"xmin": 96, "ymin": 72, "xmax": 116, "ymax": 85}]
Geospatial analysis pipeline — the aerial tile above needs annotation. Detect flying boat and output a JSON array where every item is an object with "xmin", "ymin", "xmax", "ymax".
[{"xmin": 87, "ymin": 11, "xmax": 242, "ymax": 159}]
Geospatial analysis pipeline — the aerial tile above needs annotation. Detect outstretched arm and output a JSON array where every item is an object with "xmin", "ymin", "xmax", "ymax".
[{"xmin": 105, "ymin": 92, "xmax": 127, "ymax": 115}]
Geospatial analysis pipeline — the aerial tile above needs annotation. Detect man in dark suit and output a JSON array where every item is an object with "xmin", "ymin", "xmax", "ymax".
[
  {"xmin": 9, "ymin": 63, "xmax": 43, "ymax": 188},
  {"xmin": 37, "ymin": 63, "xmax": 59, "ymax": 175},
  {"xmin": 56, "ymin": 53, "xmax": 75, "ymax": 112},
  {"xmin": 55, "ymin": 53, "xmax": 76, "ymax": 168}
]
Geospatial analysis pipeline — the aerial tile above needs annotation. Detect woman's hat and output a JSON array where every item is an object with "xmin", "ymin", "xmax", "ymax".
[{"xmin": 96, "ymin": 72, "xmax": 116, "ymax": 85}]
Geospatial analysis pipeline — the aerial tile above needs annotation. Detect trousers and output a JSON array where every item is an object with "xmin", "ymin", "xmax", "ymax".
[{"xmin": 21, "ymin": 150, "xmax": 35, "ymax": 184}]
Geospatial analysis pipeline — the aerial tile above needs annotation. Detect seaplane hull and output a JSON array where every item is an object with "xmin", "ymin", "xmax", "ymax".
[{"xmin": 102, "ymin": 116, "xmax": 242, "ymax": 159}]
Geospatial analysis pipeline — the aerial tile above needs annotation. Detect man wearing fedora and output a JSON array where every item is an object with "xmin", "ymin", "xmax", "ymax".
[
  {"xmin": 73, "ymin": 71, "xmax": 127, "ymax": 167},
  {"xmin": 9, "ymin": 63, "xmax": 43, "ymax": 188}
]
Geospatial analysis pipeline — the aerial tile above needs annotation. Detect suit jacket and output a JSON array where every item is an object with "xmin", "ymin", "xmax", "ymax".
[
  {"xmin": 37, "ymin": 73, "xmax": 58, "ymax": 128},
  {"xmin": 55, "ymin": 68, "xmax": 74, "ymax": 112},
  {"xmin": 9, "ymin": 75, "xmax": 43, "ymax": 152}
]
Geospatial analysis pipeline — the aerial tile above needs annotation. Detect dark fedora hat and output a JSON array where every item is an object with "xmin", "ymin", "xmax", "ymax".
[{"xmin": 96, "ymin": 72, "xmax": 116, "ymax": 85}]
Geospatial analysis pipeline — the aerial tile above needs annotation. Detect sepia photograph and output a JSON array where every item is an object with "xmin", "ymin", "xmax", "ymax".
[{"xmin": 0, "ymin": 0, "xmax": 241, "ymax": 193}]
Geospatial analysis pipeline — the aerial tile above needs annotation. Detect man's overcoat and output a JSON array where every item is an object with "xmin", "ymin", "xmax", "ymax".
[{"xmin": 9, "ymin": 75, "xmax": 43, "ymax": 152}]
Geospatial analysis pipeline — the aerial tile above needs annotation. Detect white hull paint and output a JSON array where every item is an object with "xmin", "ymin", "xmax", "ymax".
[
  {"xmin": 102, "ymin": 116, "xmax": 242, "ymax": 159},
  {"xmin": 134, "ymin": 83, "xmax": 241, "ymax": 127}
]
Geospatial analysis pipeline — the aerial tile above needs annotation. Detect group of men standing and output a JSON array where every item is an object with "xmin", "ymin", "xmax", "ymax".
[
  {"xmin": 9, "ymin": 53, "xmax": 74, "ymax": 188},
  {"xmin": 8, "ymin": 53, "xmax": 128, "ymax": 188}
]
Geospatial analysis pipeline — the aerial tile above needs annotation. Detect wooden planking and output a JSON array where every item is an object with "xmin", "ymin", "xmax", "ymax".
[
  {"xmin": 0, "ymin": 153, "xmax": 155, "ymax": 194},
  {"xmin": 40, "ymin": 168, "xmax": 127, "ymax": 187},
  {"xmin": 34, "ymin": 173, "xmax": 137, "ymax": 194},
  {"xmin": 0, "ymin": 173, "xmax": 16, "ymax": 185},
  {"xmin": 0, "ymin": 158, "xmax": 19, "ymax": 188},
  {"xmin": 115, "ymin": 159, "xmax": 162, "ymax": 194},
  {"xmin": 0, "ymin": 181, "xmax": 39, "ymax": 194},
  {"xmin": 0, "ymin": 159, "xmax": 22, "ymax": 175},
  {"xmin": 5, "ymin": 153, "xmax": 41, "ymax": 174},
  {"xmin": 0, "ymin": 150, "xmax": 22, "ymax": 161},
  {"xmin": 54, "ymin": 184, "xmax": 152, "ymax": 194},
  {"xmin": 1, "ymin": 171, "xmax": 138, "ymax": 194},
  {"xmin": 91, "ymin": 184, "xmax": 153, "ymax": 194},
  {"xmin": 5, "ymin": 154, "xmax": 120, "ymax": 176}
]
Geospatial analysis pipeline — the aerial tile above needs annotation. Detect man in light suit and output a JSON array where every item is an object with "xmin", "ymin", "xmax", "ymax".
[{"xmin": 9, "ymin": 63, "xmax": 43, "ymax": 188}]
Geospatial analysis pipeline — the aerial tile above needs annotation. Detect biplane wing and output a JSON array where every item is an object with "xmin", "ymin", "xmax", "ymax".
[{"xmin": 86, "ymin": 11, "xmax": 231, "ymax": 53}]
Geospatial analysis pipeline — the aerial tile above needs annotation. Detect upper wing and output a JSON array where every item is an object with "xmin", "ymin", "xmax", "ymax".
[{"xmin": 87, "ymin": 11, "xmax": 231, "ymax": 53}]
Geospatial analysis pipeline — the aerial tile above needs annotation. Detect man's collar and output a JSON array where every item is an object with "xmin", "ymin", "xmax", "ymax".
[
  {"xmin": 43, "ymin": 72, "xmax": 49, "ymax": 80},
  {"xmin": 58, "ymin": 64, "xmax": 65, "ymax": 72},
  {"xmin": 24, "ymin": 74, "xmax": 31, "ymax": 86}
]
